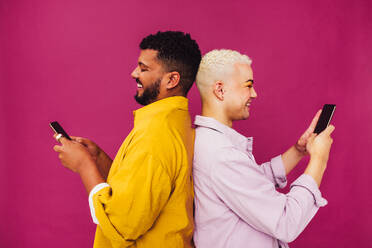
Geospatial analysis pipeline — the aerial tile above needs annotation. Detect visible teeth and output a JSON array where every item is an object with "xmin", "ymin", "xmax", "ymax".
[{"xmin": 137, "ymin": 83, "xmax": 143, "ymax": 88}]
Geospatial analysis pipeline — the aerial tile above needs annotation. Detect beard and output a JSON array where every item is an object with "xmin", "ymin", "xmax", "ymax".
[{"xmin": 134, "ymin": 78, "xmax": 161, "ymax": 106}]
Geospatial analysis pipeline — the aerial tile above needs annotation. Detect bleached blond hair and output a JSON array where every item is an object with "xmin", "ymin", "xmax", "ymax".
[{"xmin": 196, "ymin": 49, "xmax": 252, "ymax": 92}]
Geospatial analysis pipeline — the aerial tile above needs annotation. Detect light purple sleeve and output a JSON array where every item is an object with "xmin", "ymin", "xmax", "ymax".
[
  {"xmin": 211, "ymin": 148, "xmax": 327, "ymax": 243},
  {"xmin": 260, "ymin": 155, "xmax": 287, "ymax": 188}
]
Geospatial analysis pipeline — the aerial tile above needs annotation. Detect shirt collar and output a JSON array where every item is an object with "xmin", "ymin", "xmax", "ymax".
[
  {"xmin": 133, "ymin": 96, "xmax": 188, "ymax": 125},
  {"xmin": 194, "ymin": 115, "xmax": 253, "ymax": 153}
]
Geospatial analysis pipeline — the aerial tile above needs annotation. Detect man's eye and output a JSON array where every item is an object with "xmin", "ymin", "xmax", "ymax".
[{"xmin": 140, "ymin": 68, "xmax": 147, "ymax": 72}]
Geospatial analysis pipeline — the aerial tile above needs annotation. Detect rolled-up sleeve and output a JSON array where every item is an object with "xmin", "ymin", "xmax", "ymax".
[
  {"xmin": 89, "ymin": 154, "xmax": 172, "ymax": 247},
  {"xmin": 211, "ymin": 148, "xmax": 327, "ymax": 243},
  {"xmin": 291, "ymin": 174, "xmax": 328, "ymax": 207},
  {"xmin": 89, "ymin": 183, "xmax": 110, "ymax": 224},
  {"xmin": 260, "ymin": 155, "xmax": 287, "ymax": 188}
]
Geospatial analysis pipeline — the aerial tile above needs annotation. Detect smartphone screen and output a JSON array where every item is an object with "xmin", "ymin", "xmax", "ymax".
[
  {"xmin": 314, "ymin": 104, "xmax": 336, "ymax": 134},
  {"xmin": 50, "ymin": 121, "xmax": 72, "ymax": 140}
]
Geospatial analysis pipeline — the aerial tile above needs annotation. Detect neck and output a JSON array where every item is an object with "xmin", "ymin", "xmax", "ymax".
[
  {"xmin": 157, "ymin": 90, "xmax": 185, "ymax": 101},
  {"xmin": 201, "ymin": 103, "xmax": 233, "ymax": 128}
]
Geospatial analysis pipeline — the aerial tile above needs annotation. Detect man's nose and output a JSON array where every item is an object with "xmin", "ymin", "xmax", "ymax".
[
  {"xmin": 251, "ymin": 87, "xmax": 258, "ymax": 98},
  {"xmin": 131, "ymin": 66, "xmax": 139, "ymax": 78}
]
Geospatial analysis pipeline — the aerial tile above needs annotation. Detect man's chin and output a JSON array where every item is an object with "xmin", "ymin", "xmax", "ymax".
[
  {"xmin": 240, "ymin": 112, "xmax": 250, "ymax": 120},
  {"xmin": 134, "ymin": 94, "xmax": 146, "ymax": 106}
]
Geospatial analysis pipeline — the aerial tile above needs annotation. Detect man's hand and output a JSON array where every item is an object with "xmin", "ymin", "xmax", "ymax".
[
  {"xmin": 70, "ymin": 136, "xmax": 113, "ymax": 180},
  {"xmin": 53, "ymin": 134, "xmax": 105, "ymax": 193},
  {"xmin": 295, "ymin": 109, "xmax": 322, "ymax": 155},
  {"xmin": 282, "ymin": 109, "xmax": 322, "ymax": 175},
  {"xmin": 305, "ymin": 125, "xmax": 335, "ymax": 186},
  {"xmin": 306, "ymin": 125, "xmax": 335, "ymax": 164},
  {"xmin": 70, "ymin": 136, "xmax": 102, "ymax": 162},
  {"xmin": 53, "ymin": 134, "xmax": 95, "ymax": 174}
]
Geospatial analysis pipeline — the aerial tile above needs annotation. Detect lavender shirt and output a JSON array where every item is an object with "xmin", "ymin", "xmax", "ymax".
[{"xmin": 193, "ymin": 116, "xmax": 327, "ymax": 248}]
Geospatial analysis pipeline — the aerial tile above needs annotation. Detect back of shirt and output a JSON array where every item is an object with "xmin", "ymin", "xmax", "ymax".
[{"xmin": 91, "ymin": 96, "xmax": 195, "ymax": 248}]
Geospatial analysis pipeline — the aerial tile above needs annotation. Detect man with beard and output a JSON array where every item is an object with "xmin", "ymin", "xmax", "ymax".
[{"xmin": 53, "ymin": 31, "xmax": 201, "ymax": 248}]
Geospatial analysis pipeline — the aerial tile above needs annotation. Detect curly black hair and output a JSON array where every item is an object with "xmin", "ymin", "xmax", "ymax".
[{"xmin": 140, "ymin": 31, "xmax": 201, "ymax": 95}]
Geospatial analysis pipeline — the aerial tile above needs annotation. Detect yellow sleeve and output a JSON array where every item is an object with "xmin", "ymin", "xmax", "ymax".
[{"xmin": 92, "ymin": 153, "xmax": 172, "ymax": 247}]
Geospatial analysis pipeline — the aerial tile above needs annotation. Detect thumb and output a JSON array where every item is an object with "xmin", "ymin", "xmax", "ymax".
[
  {"xmin": 59, "ymin": 136, "xmax": 71, "ymax": 145},
  {"xmin": 307, "ymin": 133, "xmax": 316, "ymax": 143},
  {"xmin": 70, "ymin": 136, "xmax": 83, "ymax": 143},
  {"xmin": 53, "ymin": 133, "xmax": 68, "ymax": 144},
  {"xmin": 71, "ymin": 136, "xmax": 91, "ymax": 146},
  {"xmin": 322, "ymin": 125, "xmax": 335, "ymax": 136}
]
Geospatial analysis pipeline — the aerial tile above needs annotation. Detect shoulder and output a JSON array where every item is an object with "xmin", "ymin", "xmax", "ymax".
[
  {"xmin": 194, "ymin": 126, "xmax": 236, "ymax": 171},
  {"xmin": 194, "ymin": 126, "xmax": 235, "ymax": 157},
  {"xmin": 194, "ymin": 128, "xmax": 259, "ymax": 174},
  {"xmin": 136, "ymin": 109, "xmax": 192, "ymax": 176},
  {"xmin": 144, "ymin": 108, "xmax": 190, "ymax": 136},
  {"xmin": 139, "ymin": 110, "xmax": 191, "ymax": 154}
]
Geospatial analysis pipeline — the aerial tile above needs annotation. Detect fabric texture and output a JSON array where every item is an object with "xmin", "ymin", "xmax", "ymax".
[
  {"xmin": 91, "ymin": 96, "xmax": 195, "ymax": 248},
  {"xmin": 193, "ymin": 115, "xmax": 327, "ymax": 248}
]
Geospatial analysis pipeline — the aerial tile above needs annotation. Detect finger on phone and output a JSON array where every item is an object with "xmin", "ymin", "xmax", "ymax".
[
  {"xmin": 53, "ymin": 145, "xmax": 63, "ymax": 152},
  {"xmin": 70, "ymin": 136, "xmax": 81, "ymax": 142},
  {"xmin": 315, "ymin": 109, "xmax": 322, "ymax": 119},
  {"xmin": 309, "ymin": 109, "xmax": 322, "ymax": 129},
  {"xmin": 309, "ymin": 133, "xmax": 316, "ymax": 140},
  {"xmin": 323, "ymin": 125, "xmax": 335, "ymax": 135},
  {"xmin": 59, "ymin": 136, "xmax": 71, "ymax": 145}
]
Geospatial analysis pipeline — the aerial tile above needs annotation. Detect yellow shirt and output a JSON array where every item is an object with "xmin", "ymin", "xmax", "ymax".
[{"xmin": 92, "ymin": 96, "xmax": 194, "ymax": 248}]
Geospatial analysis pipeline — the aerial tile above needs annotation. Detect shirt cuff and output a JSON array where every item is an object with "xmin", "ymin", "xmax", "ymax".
[
  {"xmin": 290, "ymin": 174, "xmax": 328, "ymax": 207},
  {"xmin": 270, "ymin": 155, "xmax": 287, "ymax": 188},
  {"xmin": 89, "ymin": 182, "xmax": 110, "ymax": 225}
]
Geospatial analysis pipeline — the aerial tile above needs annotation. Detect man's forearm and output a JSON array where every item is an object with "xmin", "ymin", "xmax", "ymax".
[
  {"xmin": 78, "ymin": 159, "xmax": 106, "ymax": 194},
  {"xmin": 282, "ymin": 146, "xmax": 305, "ymax": 175},
  {"xmin": 96, "ymin": 150, "xmax": 113, "ymax": 180},
  {"xmin": 304, "ymin": 156, "xmax": 326, "ymax": 187}
]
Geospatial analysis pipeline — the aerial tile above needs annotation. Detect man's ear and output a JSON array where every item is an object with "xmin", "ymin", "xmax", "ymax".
[
  {"xmin": 213, "ymin": 81, "xmax": 225, "ymax": 101},
  {"xmin": 165, "ymin": 71, "xmax": 181, "ymax": 90}
]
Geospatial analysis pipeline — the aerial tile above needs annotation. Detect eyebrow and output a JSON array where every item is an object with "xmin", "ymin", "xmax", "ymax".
[{"xmin": 138, "ymin": 62, "xmax": 149, "ymax": 68}]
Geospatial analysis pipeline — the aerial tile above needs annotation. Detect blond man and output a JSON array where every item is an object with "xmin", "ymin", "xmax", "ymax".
[{"xmin": 193, "ymin": 49, "xmax": 334, "ymax": 248}]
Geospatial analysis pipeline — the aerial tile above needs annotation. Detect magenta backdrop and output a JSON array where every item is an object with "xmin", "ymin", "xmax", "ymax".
[{"xmin": 1, "ymin": 0, "xmax": 371, "ymax": 247}]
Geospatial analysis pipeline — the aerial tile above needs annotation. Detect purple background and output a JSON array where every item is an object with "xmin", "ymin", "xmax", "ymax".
[{"xmin": 1, "ymin": 0, "xmax": 371, "ymax": 247}]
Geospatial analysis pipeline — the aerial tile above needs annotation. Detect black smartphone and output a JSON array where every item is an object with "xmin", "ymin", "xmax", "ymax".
[
  {"xmin": 314, "ymin": 104, "xmax": 336, "ymax": 134},
  {"xmin": 50, "ymin": 121, "xmax": 72, "ymax": 140}
]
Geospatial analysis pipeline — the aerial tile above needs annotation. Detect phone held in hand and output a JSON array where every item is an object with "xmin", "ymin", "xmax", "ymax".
[
  {"xmin": 50, "ymin": 121, "xmax": 72, "ymax": 140},
  {"xmin": 314, "ymin": 104, "xmax": 336, "ymax": 134}
]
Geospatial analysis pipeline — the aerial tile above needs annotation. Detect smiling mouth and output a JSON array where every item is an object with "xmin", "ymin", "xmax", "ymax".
[{"xmin": 136, "ymin": 79, "xmax": 143, "ymax": 88}]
